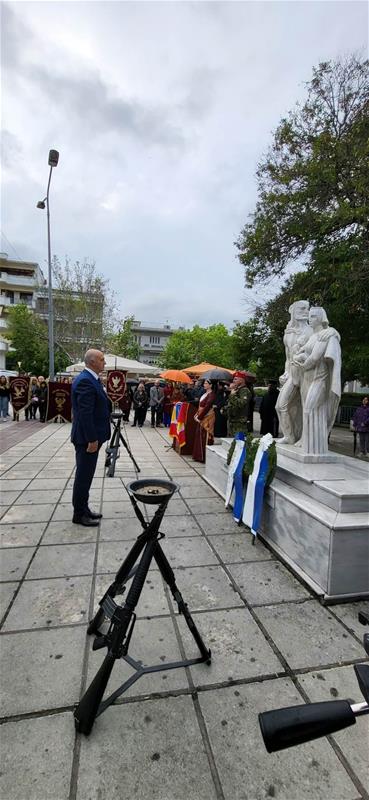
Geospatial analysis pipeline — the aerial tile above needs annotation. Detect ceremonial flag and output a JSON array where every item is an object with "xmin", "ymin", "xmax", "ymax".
[
  {"xmin": 169, "ymin": 402, "xmax": 188, "ymax": 448},
  {"xmin": 106, "ymin": 370, "xmax": 126, "ymax": 405},
  {"xmin": 242, "ymin": 434, "xmax": 274, "ymax": 537},
  {"xmin": 46, "ymin": 382, "xmax": 72, "ymax": 422},
  {"xmin": 9, "ymin": 377, "xmax": 30, "ymax": 414}
]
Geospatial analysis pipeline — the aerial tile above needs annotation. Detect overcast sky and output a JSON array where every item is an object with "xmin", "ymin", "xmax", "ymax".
[{"xmin": 1, "ymin": 1, "xmax": 367, "ymax": 330}]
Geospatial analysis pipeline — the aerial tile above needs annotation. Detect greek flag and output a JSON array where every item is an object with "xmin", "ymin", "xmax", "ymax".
[
  {"xmin": 225, "ymin": 433, "xmax": 245, "ymax": 510},
  {"xmin": 242, "ymin": 434, "xmax": 274, "ymax": 537}
]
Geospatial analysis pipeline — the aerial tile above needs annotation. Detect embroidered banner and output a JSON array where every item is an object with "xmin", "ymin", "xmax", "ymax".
[
  {"xmin": 46, "ymin": 382, "xmax": 72, "ymax": 422},
  {"xmin": 9, "ymin": 377, "xmax": 30, "ymax": 413},
  {"xmin": 106, "ymin": 370, "xmax": 126, "ymax": 405}
]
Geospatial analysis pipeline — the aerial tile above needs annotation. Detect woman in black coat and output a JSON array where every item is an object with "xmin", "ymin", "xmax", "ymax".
[{"xmin": 132, "ymin": 383, "xmax": 149, "ymax": 427}]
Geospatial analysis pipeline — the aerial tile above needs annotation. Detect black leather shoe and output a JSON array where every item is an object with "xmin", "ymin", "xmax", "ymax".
[
  {"xmin": 87, "ymin": 509, "xmax": 103, "ymax": 520},
  {"xmin": 73, "ymin": 514, "xmax": 99, "ymax": 527}
]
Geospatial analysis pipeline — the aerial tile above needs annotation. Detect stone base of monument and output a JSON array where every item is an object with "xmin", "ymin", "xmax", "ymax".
[{"xmin": 204, "ymin": 438, "xmax": 369, "ymax": 603}]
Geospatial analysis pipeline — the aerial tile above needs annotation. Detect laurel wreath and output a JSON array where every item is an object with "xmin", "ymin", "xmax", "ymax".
[{"xmin": 226, "ymin": 434, "xmax": 277, "ymax": 486}]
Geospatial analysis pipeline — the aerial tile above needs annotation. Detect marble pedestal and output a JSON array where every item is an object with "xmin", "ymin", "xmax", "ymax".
[{"xmin": 205, "ymin": 439, "xmax": 369, "ymax": 603}]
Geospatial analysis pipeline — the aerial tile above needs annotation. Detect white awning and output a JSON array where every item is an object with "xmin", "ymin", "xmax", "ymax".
[{"xmin": 66, "ymin": 353, "xmax": 160, "ymax": 376}]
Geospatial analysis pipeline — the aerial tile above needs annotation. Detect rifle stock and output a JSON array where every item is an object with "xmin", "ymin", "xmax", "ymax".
[{"xmin": 74, "ymin": 653, "xmax": 115, "ymax": 735}]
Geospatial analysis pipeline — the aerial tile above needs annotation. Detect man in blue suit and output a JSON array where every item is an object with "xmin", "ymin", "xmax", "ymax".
[{"xmin": 71, "ymin": 349, "xmax": 111, "ymax": 526}]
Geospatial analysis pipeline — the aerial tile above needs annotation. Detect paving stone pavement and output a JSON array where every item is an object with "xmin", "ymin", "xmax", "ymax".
[{"xmin": 0, "ymin": 421, "xmax": 368, "ymax": 800}]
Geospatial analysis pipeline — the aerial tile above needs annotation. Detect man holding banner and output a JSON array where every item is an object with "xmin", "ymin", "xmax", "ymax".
[{"xmin": 71, "ymin": 349, "xmax": 110, "ymax": 527}]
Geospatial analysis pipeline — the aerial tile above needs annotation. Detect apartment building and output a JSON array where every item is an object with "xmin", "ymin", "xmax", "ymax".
[
  {"xmin": 0, "ymin": 253, "xmax": 46, "ymax": 369},
  {"xmin": 131, "ymin": 320, "xmax": 182, "ymax": 365}
]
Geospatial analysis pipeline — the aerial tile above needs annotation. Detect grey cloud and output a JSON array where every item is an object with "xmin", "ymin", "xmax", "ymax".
[
  {"xmin": 28, "ymin": 64, "xmax": 186, "ymax": 148},
  {"xmin": 1, "ymin": 130, "xmax": 22, "ymax": 168},
  {"xmin": 1, "ymin": 3, "xmax": 185, "ymax": 149}
]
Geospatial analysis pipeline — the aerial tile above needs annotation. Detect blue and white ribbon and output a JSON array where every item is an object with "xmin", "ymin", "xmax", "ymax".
[
  {"xmin": 225, "ymin": 433, "xmax": 245, "ymax": 510},
  {"xmin": 242, "ymin": 434, "xmax": 274, "ymax": 537}
]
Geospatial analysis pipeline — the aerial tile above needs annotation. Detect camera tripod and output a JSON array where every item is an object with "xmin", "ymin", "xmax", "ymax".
[
  {"xmin": 105, "ymin": 409, "xmax": 140, "ymax": 477},
  {"xmin": 74, "ymin": 478, "xmax": 211, "ymax": 736}
]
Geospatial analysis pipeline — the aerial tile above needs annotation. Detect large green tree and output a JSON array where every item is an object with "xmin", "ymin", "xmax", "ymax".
[
  {"xmin": 5, "ymin": 304, "xmax": 69, "ymax": 375},
  {"xmin": 237, "ymin": 56, "xmax": 369, "ymax": 285},
  {"xmin": 236, "ymin": 55, "xmax": 369, "ymax": 383},
  {"xmin": 107, "ymin": 316, "xmax": 141, "ymax": 360},
  {"xmin": 159, "ymin": 324, "xmax": 234, "ymax": 370}
]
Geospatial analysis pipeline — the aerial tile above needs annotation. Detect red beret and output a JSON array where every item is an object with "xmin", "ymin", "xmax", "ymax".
[{"xmin": 233, "ymin": 371, "xmax": 247, "ymax": 381}]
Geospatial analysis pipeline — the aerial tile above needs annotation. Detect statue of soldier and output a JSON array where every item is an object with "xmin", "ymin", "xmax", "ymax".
[
  {"xmin": 276, "ymin": 300, "xmax": 312, "ymax": 444},
  {"xmin": 227, "ymin": 371, "xmax": 251, "ymax": 437}
]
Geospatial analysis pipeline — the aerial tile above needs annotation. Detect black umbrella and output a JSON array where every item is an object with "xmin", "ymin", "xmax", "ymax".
[
  {"xmin": 202, "ymin": 368, "xmax": 233, "ymax": 381},
  {"xmin": 126, "ymin": 378, "xmax": 139, "ymax": 385}
]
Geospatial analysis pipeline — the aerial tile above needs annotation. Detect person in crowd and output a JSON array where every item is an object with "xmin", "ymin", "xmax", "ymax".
[
  {"xmin": 120, "ymin": 384, "xmax": 133, "ymax": 422},
  {"xmin": 29, "ymin": 376, "xmax": 39, "ymax": 420},
  {"xmin": 162, "ymin": 382, "xmax": 173, "ymax": 427},
  {"xmin": 352, "ymin": 396, "xmax": 369, "ymax": 458},
  {"xmin": 226, "ymin": 371, "xmax": 251, "ymax": 437},
  {"xmin": 192, "ymin": 379, "xmax": 216, "ymax": 462},
  {"xmin": 37, "ymin": 380, "xmax": 48, "ymax": 423},
  {"xmin": 192, "ymin": 379, "xmax": 205, "ymax": 406},
  {"xmin": 71, "ymin": 349, "xmax": 110, "ymax": 526},
  {"xmin": 259, "ymin": 381, "xmax": 280, "ymax": 436},
  {"xmin": 149, "ymin": 379, "xmax": 164, "ymax": 427},
  {"xmin": 245, "ymin": 378, "xmax": 255, "ymax": 432},
  {"xmin": 0, "ymin": 376, "xmax": 10, "ymax": 421},
  {"xmin": 213, "ymin": 381, "xmax": 229, "ymax": 438},
  {"xmin": 132, "ymin": 382, "xmax": 149, "ymax": 427},
  {"xmin": 38, "ymin": 375, "xmax": 45, "ymax": 384}
]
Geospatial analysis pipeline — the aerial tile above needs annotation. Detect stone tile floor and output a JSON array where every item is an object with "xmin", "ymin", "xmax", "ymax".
[{"xmin": 0, "ymin": 421, "xmax": 368, "ymax": 800}]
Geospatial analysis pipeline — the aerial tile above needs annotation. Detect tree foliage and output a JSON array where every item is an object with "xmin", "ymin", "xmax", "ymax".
[
  {"xmin": 107, "ymin": 316, "xmax": 141, "ymax": 361},
  {"xmin": 159, "ymin": 324, "xmax": 234, "ymax": 370},
  {"xmin": 37, "ymin": 256, "xmax": 117, "ymax": 361},
  {"xmin": 5, "ymin": 304, "xmax": 69, "ymax": 375},
  {"xmin": 236, "ymin": 55, "xmax": 369, "ymax": 383},
  {"xmin": 236, "ymin": 56, "xmax": 369, "ymax": 286}
]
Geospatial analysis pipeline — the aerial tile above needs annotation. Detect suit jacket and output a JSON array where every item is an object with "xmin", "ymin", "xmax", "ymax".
[{"xmin": 71, "ymin": 370, "xmax": 111, "ymax": 445}]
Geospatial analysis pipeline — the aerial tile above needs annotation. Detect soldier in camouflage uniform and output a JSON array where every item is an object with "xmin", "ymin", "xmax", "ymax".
[{"xmin": 227, "ymin": 371, "xmax": 251, "ymax": 437}]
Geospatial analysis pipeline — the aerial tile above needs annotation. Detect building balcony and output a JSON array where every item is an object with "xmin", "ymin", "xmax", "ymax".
[{"xmin": 0, "ymin": 272, "xmax": 38, "ymax": 289}]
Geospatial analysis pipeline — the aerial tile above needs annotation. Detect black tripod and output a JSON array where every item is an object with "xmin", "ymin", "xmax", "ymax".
[
  {"xmin": 105, "ymin": 410, "xmax": 140, "ymax": 477},
  {"xmin": 74, "ymin": 479, "xmax": 211, "ymax": 735}
]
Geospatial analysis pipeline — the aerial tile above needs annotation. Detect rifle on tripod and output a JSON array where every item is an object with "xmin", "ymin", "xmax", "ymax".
[
  {"xmin": 105, "ymin": 408, "xmax": 140, "ymax": 477},
  {"xmin": 74, "ymin": 478, "xmax": 211, "ymax": 735}
]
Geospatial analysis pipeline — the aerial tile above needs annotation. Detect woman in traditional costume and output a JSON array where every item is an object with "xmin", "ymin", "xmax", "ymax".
[{"xmin": 192, "ymin": 379, "xmax": 216, "ymax": 462}]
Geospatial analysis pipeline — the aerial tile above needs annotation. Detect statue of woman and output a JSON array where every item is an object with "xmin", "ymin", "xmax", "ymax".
[
  {"xmin": 276, "ymin": 300, "xmax": 312, "ymax": 444},
  {"xmin": 293, "ymin": 307, "xmax": 341, "ymax": 454}
]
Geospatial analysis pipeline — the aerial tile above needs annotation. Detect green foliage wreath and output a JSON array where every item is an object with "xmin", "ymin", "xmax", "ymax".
[{"xmin": 226, "ymin": 434, "xmax": 277, "ymax": 486}]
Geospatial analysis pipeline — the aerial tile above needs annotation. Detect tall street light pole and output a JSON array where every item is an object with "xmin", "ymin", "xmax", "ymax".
[{"xmin": 37, "ymin": 149, "xmax": 59, "ymax": 380}]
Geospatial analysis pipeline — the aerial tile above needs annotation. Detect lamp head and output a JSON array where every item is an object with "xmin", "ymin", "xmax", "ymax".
[
  {"xmin": 48, "ymin": 149, "xmax": 59, "ymax": 168},
  {"xmin": 37, "ymin": 201, "xmax": 46, "ymax": 209}
]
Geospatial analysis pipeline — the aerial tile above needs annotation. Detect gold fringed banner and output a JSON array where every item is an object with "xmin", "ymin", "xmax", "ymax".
[
  {"xmin": 106, "ymin": 370, "xmax": 126, "ymax": 405},
  {"xmin": 9, "ymin": 377, "xmax": 30, "ymax": 413}
]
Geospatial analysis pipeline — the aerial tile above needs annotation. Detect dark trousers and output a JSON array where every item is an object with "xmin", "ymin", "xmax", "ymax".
[
  {"xmin": 359, "ymin": 432, "xmax": 369, "ymax": 454},
  {"xmin": 72, "ymin": 444, "xmax": 99, "ymax": 517},
  {"xmin": 133, "ymin": 407, "xmax": 146, "ymax": 426},
  {"xmin": 151, "ymin": 406, "xmax": 162, "ymax": 426}
]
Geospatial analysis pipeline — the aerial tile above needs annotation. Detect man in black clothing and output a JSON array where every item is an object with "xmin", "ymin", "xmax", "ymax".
[{"xmin": 259, "ymin": 381, "xmax": 280, "ymax": 437}]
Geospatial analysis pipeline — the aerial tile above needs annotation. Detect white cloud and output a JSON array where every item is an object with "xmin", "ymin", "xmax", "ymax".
[{"xmin": 1, "ymin": 0, "xmax": 367, "ymax": 329}]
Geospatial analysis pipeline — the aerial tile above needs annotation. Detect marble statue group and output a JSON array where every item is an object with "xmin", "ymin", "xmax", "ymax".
[{"xmin": 276, "ymin": 301, "xmax": 341, "ymax": 455}]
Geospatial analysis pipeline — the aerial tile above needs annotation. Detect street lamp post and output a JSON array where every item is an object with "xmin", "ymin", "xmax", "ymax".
[{"xmin": 37, "ymin": 149, "xmax": 59, "ymax": 380}]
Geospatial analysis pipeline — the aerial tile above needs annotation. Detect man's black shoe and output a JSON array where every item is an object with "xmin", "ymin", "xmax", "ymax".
[
  {"xmin": 73, "ymin": 514, "xmax": 99, "ymax": 527},
  {"xmin": 87, "ymin": 509, "xmax": 103, "ymax": 520}
]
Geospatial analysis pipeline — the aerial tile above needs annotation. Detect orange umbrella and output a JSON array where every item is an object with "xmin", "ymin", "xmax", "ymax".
[
  {"xmin": 160, "ymin": 369, "xmax": 192, "ymax": 384},
  {"xmin": 183, "ymin": 362, "xmax": 235, "ymax": 376}
]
